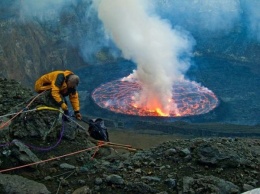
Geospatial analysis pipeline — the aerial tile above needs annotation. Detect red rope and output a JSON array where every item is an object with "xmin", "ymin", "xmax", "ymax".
[
  {"xmin": 0, "ymin": 139, "xmax": 135, "ymax": 173},
  {"xmin": 91, "ymin": 141, "xmax": 106, "ymax": 159},
  {"xmin": 0, "ymin": 144, "xmax": 105, "ymax": 173},
  {"xmin": 0, "ymin": 91, "xmax": 46, "ymax": 130}
]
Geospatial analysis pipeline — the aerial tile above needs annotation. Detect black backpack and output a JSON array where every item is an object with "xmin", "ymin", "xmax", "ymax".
[{"xmin": 88, "ymin": 118, "xmax": 109, "ymax": 142}]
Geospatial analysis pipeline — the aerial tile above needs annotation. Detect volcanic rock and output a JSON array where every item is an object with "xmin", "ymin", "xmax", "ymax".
[
  {"xmin": 0, "ymin": 77, "xmax": 259, "ymax": 194},
  {"xmin": 0, "ymin": 174, "xmax": 50, "ymax": 194}
]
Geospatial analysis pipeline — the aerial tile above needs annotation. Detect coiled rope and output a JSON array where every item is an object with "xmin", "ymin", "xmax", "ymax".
[
  {"xmin": 0, "ymin": 92, "xmax": 137, "ymax": 173},
  {"xmin": 0, "ymin": 105, "xmax": 88, "ymax": 151}
]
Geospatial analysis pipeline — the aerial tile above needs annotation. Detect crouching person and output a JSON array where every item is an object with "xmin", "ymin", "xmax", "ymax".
[{"xmin": 35, "ymin": 70, "xmax": 82, "ymax": 121}]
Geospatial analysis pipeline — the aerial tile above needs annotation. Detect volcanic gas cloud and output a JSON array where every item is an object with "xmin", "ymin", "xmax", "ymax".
[{"xmin": 93, "ymin": 0, "xmax": 218, "ymax": 117}]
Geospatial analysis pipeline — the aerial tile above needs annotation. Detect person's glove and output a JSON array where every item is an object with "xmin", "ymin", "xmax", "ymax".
[
  {"xmin": 74, "ymin": 111, "xmax": 82, "ymax": 120},
  {"xmin": 62, "ymin": 110, "xmax": 70, "ymax": 122},
  {"xmin": 61, "ymin": 103, "xmax": 68, "ymax": 111}
]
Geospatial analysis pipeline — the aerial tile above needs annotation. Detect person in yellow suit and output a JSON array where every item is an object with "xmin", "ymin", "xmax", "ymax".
[{"xmin": 35, "ymin": 70, "xmax": 82, "ymax": 120}]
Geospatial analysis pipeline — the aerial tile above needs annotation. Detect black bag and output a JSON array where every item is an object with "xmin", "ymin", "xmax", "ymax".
[{"xmin": 88, "ymin": 118, "xmax": 109, "ymax": 142}]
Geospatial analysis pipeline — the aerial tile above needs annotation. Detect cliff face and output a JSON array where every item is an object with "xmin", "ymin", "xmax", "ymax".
[
  {"xmin": 0, "ymin": 17, "xmax": 85, "ymax": 88},
  {"xmin": 0, "ymin": 0, "xmax": 98, "ymax": 87},
  {"xmin": 0, "ymin": 1, "xmax": 259, "ymax": 87}
]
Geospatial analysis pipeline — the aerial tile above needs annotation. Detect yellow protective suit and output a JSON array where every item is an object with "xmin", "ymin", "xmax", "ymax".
[{"xmin": 35, "ymin": 70, "xmax": 80, "ymax": 112}]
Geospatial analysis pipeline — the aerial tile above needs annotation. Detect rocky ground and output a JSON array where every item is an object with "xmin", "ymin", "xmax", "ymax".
[{"xmin": 0, "ymin": 77, "xmax": 259, "ymax": 194}]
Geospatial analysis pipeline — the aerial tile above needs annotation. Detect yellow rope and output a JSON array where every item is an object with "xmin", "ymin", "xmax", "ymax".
[
  {"xmin": 36, "ymin": 106, "xmax": 86, "ymax": 131},
  {"xmin": 36, "ymin": 106, "xmax": 62, "ymax": 113},
  {"xmin": 0, "ymin": 106, "xmax": 62, "ymax": 130}
]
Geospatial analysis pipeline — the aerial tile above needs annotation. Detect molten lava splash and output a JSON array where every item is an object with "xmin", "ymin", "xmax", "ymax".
[
  {"xmin": 155, "ymin": 108, "xmax": 169, "ymax": 117},
  {"xmin": 92, "ymin": 79, "xmax": 218, "ymax": 117}
]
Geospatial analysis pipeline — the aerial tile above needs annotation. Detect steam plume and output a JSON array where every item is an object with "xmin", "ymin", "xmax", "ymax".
[{"xmin": 97, "ymin": 0, "xmax": 194, "ymax": 114}]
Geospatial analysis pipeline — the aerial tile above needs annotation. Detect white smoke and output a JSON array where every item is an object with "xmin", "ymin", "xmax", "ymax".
[
  {"xmin": 15, "ymin": 0, "xmax": 260, "ymax": 61},
  {"xmin": 156, "ymin": 0, "xmax": 241, "ymax": 34},
  {"xmin": 242, "ymin": 0, "xmax": 260, "ymax": 41},
  {"xmin": 19, "ymin": 0, "xmax": 76, "ymax": 21},
  {"xmin": 16, "ymin": 0, "xmax": 260, "ymax": 48},
  {"xmin": 97, "ymin": 0, "xmax": 194, "ymax": 114},
  {"xmin": 156, "ymin": 0, "xmax": 260, "ymax": 41}
]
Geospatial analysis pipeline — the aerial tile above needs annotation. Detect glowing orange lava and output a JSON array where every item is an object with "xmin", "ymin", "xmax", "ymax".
[{"xmin": 92, "ymin": 79, "xmax": 219, "ymax": 117}]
